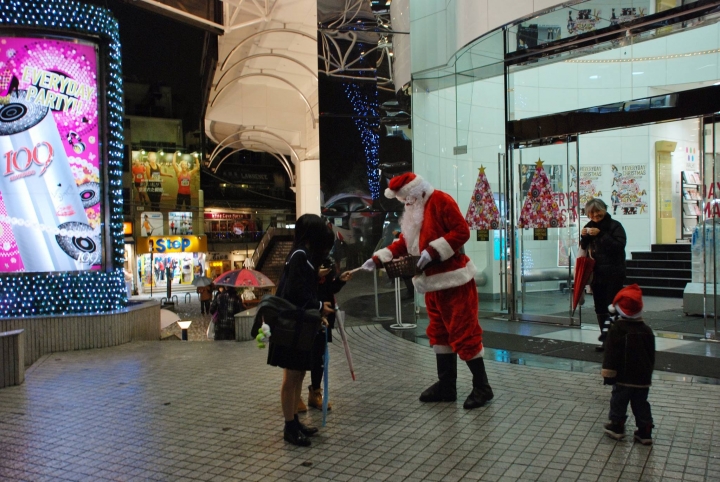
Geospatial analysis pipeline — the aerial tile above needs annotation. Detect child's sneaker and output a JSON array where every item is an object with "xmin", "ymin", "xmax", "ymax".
[
  {"xmin": 633, "ymin": 428, "xmax": 653, "ymax": 445},
  {"xmin": 603, "ymin": 421, "xmax": 625, "ymax": 440}
]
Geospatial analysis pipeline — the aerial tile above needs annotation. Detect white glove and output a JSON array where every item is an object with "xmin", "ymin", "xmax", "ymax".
[
  {"xmin": 417, "ymin": 250, "xmax": 433, "ymax": 269},
  {"xmin": 361, "ymin": 258, "xmax": 376, "ymax": 271}
]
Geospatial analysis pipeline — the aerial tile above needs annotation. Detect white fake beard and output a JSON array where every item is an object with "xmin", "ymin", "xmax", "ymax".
[{"xmin": 399, "ymin": 198, "xmax": 425, "ymax": 255}]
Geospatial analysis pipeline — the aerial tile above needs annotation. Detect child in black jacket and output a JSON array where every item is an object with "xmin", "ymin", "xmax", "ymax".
[{"xmin": 601, "ymin": 284, "xmax": 655, "ymax": 445}]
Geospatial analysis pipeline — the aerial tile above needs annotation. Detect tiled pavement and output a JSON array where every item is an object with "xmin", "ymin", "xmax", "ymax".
[{"xmin": 2, "ymin": 324, "xmax": 720, "ymax": 481}]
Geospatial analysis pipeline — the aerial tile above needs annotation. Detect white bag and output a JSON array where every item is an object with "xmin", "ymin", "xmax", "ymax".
[{"xmin": 206, "ymin": 320, "xmax": 215, "ymax": 340}]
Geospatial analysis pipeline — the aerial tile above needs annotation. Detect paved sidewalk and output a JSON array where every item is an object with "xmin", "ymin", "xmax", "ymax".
[{"xmin": 1, "ymin": 324, "xmax": 719, "ymax": 481}]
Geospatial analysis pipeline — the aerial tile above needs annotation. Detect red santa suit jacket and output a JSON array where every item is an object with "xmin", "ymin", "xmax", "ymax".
[{"xmin": 373, "ymin": 189, "xmax": 477, "ymax": 294}]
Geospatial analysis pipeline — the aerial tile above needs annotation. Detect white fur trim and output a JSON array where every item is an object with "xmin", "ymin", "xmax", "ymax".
[
  {"xmin": 429, "ymin": 237, "xmax": 454, "ymax": 261},
  {"xmin": 432, "ymin": 345, "xmax": 453, "ymax": 354},
  {"xmin": 394, "ymin": 175, "xmax": 424, "ymax": 200},
  {"xmin": 615, "ymin": 305, "xmax": 642, "ymax": 319},
  {"xmin": 470, "ymin": 347, "xmax": 484, "ymax": 359},
  {"xmin": 374, "ymin": 248, "xmax": 394, "ymax": 263},
  {"xmin": 385, "ymin": 187, "xmax": 396, "ymax": 199},
  {"xmin": 413, "ymin": 259, "xmax": 477, "ymax": 294}
]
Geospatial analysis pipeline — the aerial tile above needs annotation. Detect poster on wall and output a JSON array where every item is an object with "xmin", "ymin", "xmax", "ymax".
[
  {"xmin": 611, "ymin": 164, "xmax": 648, "ymax": 216},
  {"xmin": 567, "ymin": 9, "xmax": 601, "ymax": 35},
  {"xmin": 578, "ymin": 165, "xmax": 604, "ymax": 216},
  {"xmin": 0, "ymin": 37, "xmax": 102, "ymax": 273},
  {"xmin": 169, "ymin": 211, "xmax": 192, "ymax": 235},
  {"xmin": 609, "ymin": 7, "xmax": 646, "ymax": 26},
  {"xmin": 516, "ymin": 24, "xmax": 562, "ymax": 49},
  {"xmin": 141, "ymin": 212, "xmax": 163, "ymax": 237},
  {"xmin": 131, "ymin": 150, "xmax": 200, "ymax": 210}
]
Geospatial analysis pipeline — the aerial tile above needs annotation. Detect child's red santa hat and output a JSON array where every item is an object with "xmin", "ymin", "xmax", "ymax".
[
  {"xmin": 385, "ymin": 172, "xmax": 424, "ymax": 199},
  {"xmin": 608, "ymin": 283, "xmax": 643, "ymax": 318}
]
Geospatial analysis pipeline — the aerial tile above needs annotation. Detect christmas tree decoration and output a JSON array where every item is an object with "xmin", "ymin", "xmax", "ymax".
[
  {"xmin": 518, "ymin": 160, "xmax": 566, "ymax": 228},
  {"xmin": 465, "ymin": 166, "xmax": 500, "ymax": 230}
]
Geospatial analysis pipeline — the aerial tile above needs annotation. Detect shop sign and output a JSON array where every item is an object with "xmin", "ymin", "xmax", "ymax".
[
  {"xmin": 533, "ymin": 228, "xmax": 548, "ymax": 241},
  {"xmin": 137, "ymin": 235, "xmax": 207, "ymax": 254},
  {"xmin": 123, "ymin": 222, "xmax": 133, "ymax": 235},
  {"xmin": 204, "ymin": 212, "xmax": 252, "ymax": 220}
]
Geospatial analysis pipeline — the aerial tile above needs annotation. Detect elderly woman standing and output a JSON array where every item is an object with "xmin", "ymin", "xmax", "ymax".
[{"xmin": 580, "ymin": 198, "xmax": 627, "ymax": 352}]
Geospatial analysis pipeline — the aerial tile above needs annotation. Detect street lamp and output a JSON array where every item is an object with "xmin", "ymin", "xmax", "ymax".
[{"xmin": 177, "ymin": 320, "xmax": 192, "ymax": 341}]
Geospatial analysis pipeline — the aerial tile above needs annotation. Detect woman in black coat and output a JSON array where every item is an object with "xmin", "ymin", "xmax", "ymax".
[
  {"xmin": 209, "ymin": 286, "xmax": 243, "ymax": 340},
  {"xmin": 304, "ymin": 257, "xmax": 353, "ymax": 411},
  {"xmin": 269, "ymin": 214, "xmax": 334, "ymax": 447},
  {"xmin": 579, "ymin": 198, "xmax": 627, "ymax": 351}
]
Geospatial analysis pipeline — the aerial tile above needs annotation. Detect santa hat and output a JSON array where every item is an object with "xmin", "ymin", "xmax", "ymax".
[
  {"xmin": 385, "ymin": 172, "xmax": 424, "ymax": 199},
  {"xmin": 608, "ymin": 284, "xmax": 643, "ymax": 318}
]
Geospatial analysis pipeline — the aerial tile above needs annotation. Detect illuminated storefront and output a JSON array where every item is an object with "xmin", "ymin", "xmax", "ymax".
[{"xmin": 136, "ymin": 235, "xmax": 207, "ymax": 292}]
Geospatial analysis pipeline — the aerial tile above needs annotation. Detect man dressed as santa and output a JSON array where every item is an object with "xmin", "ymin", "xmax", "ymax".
[{"xmin": 362, "ymin": 172, "xmax": 494, "ymax": 409}]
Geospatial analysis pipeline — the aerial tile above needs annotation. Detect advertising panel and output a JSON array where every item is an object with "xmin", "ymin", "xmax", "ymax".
[
  {"xmin": 0, "ymin": 37, "xmax": 102, "ymax": 272},
  {"xmin": 141, "ymin": 211, "xmax": 163, "ymax": 237},
  {"xmin": 169, "ymin": 211, "xmax": 192, "ymax": 235},
  {"xmin": 132, "ymin": 150, "xmax": 200, "ymax": 210}
]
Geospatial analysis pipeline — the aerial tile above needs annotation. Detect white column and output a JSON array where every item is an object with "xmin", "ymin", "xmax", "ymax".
[{"xmin": 296, "ymin": 158, "xmax": 321, "ymax": 216}]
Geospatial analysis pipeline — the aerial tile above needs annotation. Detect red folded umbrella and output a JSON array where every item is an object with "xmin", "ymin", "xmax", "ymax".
[
  {"xmin": 572, "ymin": 255, "xmax": 595, "ymax": 315},
  {"xmin": 213, "ymin": 268, "xmax": 275, "ymax": 288}
]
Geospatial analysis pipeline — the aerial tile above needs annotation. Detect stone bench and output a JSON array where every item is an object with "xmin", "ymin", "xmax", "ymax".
[
  {"xmin": 235, "ymin": 307, "xmax": 259, "ymax": 342},
  {"xmin": 0, "ymin": 329, "xmax": 25, "ymax": 388}
]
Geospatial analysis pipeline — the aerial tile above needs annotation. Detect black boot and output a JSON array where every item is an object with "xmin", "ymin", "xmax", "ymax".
[
  {"xmin": 283, "ymin": 420, "xmax": 311, "ymax": 447},
  {"xmin": 294, "ymin": 414, "xmax": 318, "ymax": 436},
  {"xmin": 596, "ymin": 313, "xmax": 610, "ymax": 351},
  {"xmin": 463, "ymin": 357, "xmax": 494, "ymax": 409},
  {"xmin": 419, "ymin": 353, "xmax": 457, "ymax": 402}
]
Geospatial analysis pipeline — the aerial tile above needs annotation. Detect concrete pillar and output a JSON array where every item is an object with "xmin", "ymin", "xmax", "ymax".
[{"xmin": 296, "ymin": 158, "xmax": 321, "ymax": 216}]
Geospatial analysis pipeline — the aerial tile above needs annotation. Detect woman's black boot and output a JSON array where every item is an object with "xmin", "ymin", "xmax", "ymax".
[
  {"xmin": 595, "ymin": 313, "xmax": 610, "ymax": 351},
  {"xmin": 283, "ymin": 421, "xmax": 311, "ymax": 447},
  {"xmin": 294, "ymin": 414, "xmax": 318, "ymax": 436}
]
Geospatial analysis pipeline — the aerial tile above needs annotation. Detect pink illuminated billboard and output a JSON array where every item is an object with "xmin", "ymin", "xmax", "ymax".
[{"xmin": 0, "ymin": 37, "xmax": 101, "ymax": 272}]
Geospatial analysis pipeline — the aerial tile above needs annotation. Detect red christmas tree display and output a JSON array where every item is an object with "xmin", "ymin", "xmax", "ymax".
[
  {"xmin": 518, "ymin": 159, "xmax": 565, "ymax": 228},
  {"xmin": 465, "ymin": 166, "xmax": 500, "ymax": 229}
]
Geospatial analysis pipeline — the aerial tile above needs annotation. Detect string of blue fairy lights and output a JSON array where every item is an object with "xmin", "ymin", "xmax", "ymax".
[{"xmin": 342, "ymin": 83, "xmax": 380, "ymax": 200}]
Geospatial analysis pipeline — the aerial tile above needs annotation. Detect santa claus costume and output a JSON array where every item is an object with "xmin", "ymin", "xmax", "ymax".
[{"xmin": 363, "ymin": 172, "xmax": 493, "ymax": 409}]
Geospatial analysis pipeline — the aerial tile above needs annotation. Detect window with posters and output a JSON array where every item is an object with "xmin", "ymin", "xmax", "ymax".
[{"xmin": 0, "ymin": 36, "xmax": 103, "ymax": 273}]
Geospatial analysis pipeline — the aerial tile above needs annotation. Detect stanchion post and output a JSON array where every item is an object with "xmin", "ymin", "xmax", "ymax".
[
  {"xmin": 390, "ymin": 275, "xmax": 416, "ymax": 330},
  {"xmin": 372, "ymin": 268, "xmax": 393, "ymax": 322}
]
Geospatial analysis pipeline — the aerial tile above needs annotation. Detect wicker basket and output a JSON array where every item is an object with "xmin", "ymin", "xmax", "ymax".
[{"xmin": 383, "ymin": 255, "xmax": 420, "ymax": 279}]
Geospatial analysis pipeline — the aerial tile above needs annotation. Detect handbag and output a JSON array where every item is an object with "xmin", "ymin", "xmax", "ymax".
[
  {"xmin": 251, "ymin": 294, "xmax": 323, "ymax": 351},
  {"xmin": 206, "ymin": 319, "xmax": 215, "ymax": 339},
  {"xmin": 271, "ymin": 308, "xmax": 323, "ymax": 351}
]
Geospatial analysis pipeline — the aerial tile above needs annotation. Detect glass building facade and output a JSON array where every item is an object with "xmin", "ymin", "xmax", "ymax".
[{"xmin": 411, "ymin": 1, "xmax": 720, "ymax": 337}]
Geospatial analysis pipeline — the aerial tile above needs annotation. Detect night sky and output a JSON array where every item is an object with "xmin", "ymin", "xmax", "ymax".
[{"xmin": 82, "ymin": 0, "xmax": 206, "ymax": 136}]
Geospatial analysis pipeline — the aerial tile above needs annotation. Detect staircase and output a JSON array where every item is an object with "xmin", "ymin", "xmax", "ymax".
[
  {"xmin": 626, "ymin": 244, "xmax": 691, "ymax": 298},
  {"xmin": 251, "ymin": 227, "xmax": 294, "ymax": 290}
]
